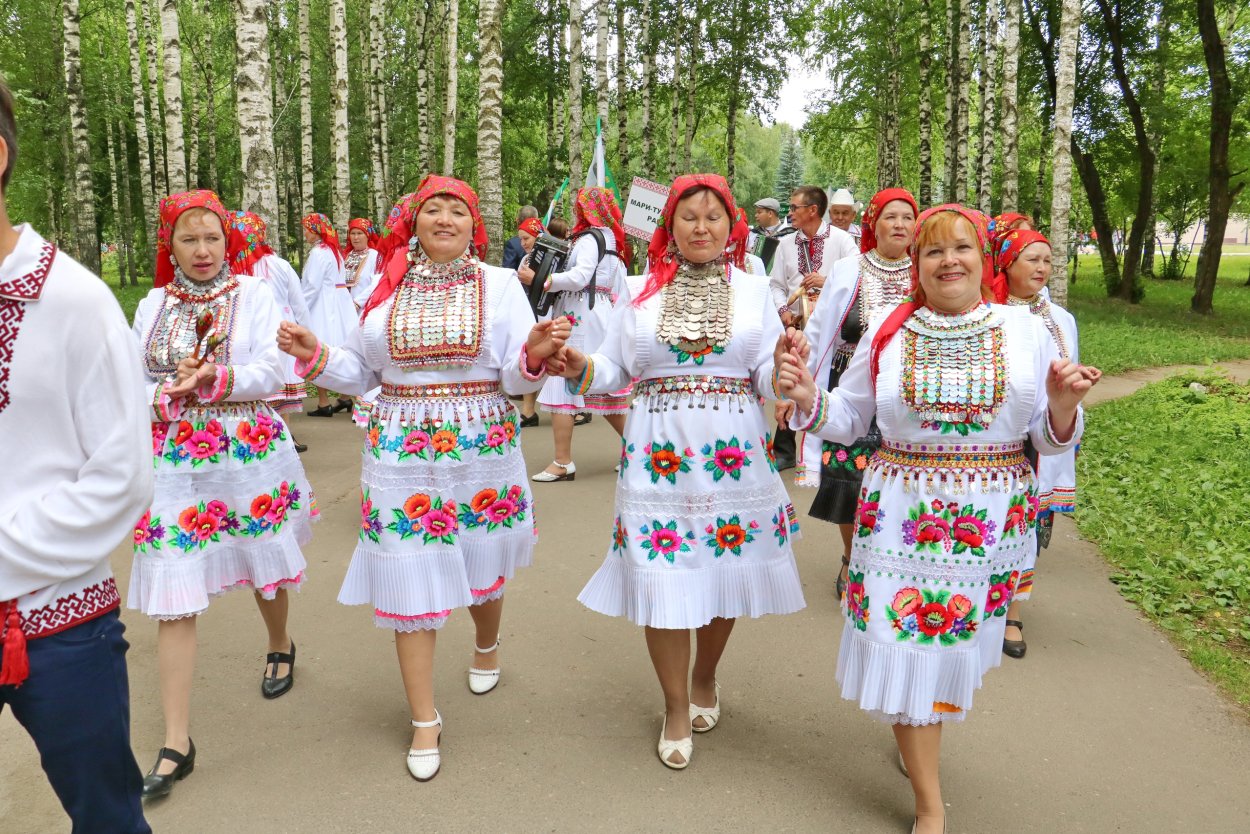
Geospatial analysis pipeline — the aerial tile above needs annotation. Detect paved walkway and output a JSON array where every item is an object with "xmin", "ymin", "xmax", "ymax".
[{"xmin": 4, "ymin": 362, "xmax": 1250, "ymax": 833}]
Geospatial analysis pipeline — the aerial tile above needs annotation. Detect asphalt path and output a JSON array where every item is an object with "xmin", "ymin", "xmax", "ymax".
[{"xmin": 4, "ymin": 362, "xmax": 1250, "ymax": 833}]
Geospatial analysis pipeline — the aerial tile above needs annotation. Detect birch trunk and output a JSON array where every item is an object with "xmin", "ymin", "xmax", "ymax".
[
  {"xmin": 443, "ymin": 0, "xmax": 460, "ymax": 175},
  {"xmin": 683, "ymin": 12, "xmax": 699, "ymax": 172},
  {"xmin": 141, "ymin": 0, "xmax": 168, "ymax": 196},
  {"xmin": 595, "ymin": 0, "xmax": 609, "ymax": 129},
  {"xmin": 271, "ymin": 34, "xmax": 288, "ymax": 254},
  {"xmin": 977, "ymin": 0, "xmax": 999, "ymax": 211},
  {"xmin": 370, "ymin": 0, "xmax": 391, "ymax": 195},
  {"xmin": 62, "ymin": 0, "xmax": 100, "ymax": 274},
  {"xmin": 1000, "ymin": 0, "xmax": 1021, "ymax": 211},
  {"xmin": 234, "ymin": 0, "xmax": 279, "ymax": 226},
  {"xmin": 616, "ymin": 3, "xmax": 629, "ymax": 179},
  {"xmin": 202, "ymin": 0, "xmax": 218, "ymax": 187},
  {"xmin": 185, "ymin": 17, "xmax": 199, "ymax": 188},
  {"xmin": 330, "ymin": 0, "xmax": 352, "ymax": 224},
  {"xmin": 125, "ymin": 0, "xmax": 158, "ymax": 261},
  {"xmin": 918, "ymin": 0, "xmax": 934, "ymax": 205},
  {"xmin": 414, "ymin": 0, "xmax": 432, "ymax": 174},
  {"xmin": 103, "ymin": 61, "xmax": 127, "ymax": 287},
  {"xmin": 668, "ymin": 19, "xmax": 682, "ymax": 181},
  {"xmin": 880, "ymin": 0, "xmax": 902, "ymax": 189},
  {"xmin": 955, "ymin": 1, "xmax": 971, "ymax": 204},
  {"xmin": 160, "ymin": 0, "xmax": 188, "ymax": 193},
  {"xmin": 360, "ymin": 24, "xmax": 381, "ymax": 219},
  {"xmin": 477, "ymin": 0, "xmax": 505, "ymax": 263},
  {"xmin": 640, "ymin": 0, "xmax": 654, "ymax": 178},
  {"xmin": 967, "ymin": 0, "xmax": 984, "ymax": 204},
  {"xmin": 1048, "ymin": 0, "xmax": 1080, "ymax": 307},
  {"xmin": 943, "ymin": 0, "xmax": 957, "ymax": 201},
  {"xmin": 117, "ymin": 122, "xmax": 138, "ymax": 284},
  {"xmin": 568, "ymin": 0, "xmax": 584, "ymax": 180},
  {"xmin": 298, "ymin": 0, "xmax": 314, "ymax": 215}
]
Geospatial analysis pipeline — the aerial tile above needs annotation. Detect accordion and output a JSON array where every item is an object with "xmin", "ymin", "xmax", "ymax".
[{"xmin": 524, "ymin": 232, "xmax": 571, "ymax": 316}]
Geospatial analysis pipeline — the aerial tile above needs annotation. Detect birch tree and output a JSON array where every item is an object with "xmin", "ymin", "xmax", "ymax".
[
  {"xmin": 943, "ymin": 0, "xmax": 957, "ymax": 200},
  {"xmin": 62, "ymin": 0, "xmax": 99, "ymax": 274},
  {"xmin": 640, "ymin": 0, "xmax": 654, "ymax": 178},
  {"xmin": 1000, "ymin": 0, "xmax": 1021, "ymax": 211},
  {"xmin": 100, "ymin": 43, "xmax": 128, "ymax": 286},
  {"xmin": 568, "ymin": 0, "xmax": 583, "ymax": 179},
  {"xmin": 201, "ymin": 0, "xmax": 218, "ymax": 187},
  {"xmin": 413, "ymin": 0, "xmax": 432, "ymax": 174},
  {"xmin": 668, "ymin": 13, "xmax": 682, "ymax": 180},
  {"xmin": 141, "ymin": 0, "xmax": 168, "ymax": 196},
  {"xmin": 683, "ymin": 11, "xmax": 700, "ymax": 172},
  {"xmin": 616, "ymin": 3, "xmax": 629, "ymax": 178},
  {"xmin": 477, "ymin": 0, "xmax": 504, "ymax": 263},
  {"xmin": 1048, "ymin": 0, "xmax": 1081, "ymax": 307},
  {"xmin": 298, "ymin": 0, "xmax": 314, "ymax": 216},
  {"xmin": 595, "ymin": 0, "xmax": 609, "ymax": 129},
  {"xmin": 955, "ymin": 1, "xmax": 971, "ymax": 203},
  {"xmin": 977, "ymin": 0, "xmax": 999, "ymax": 211},
  {"xmin": 330, "ymin": 0, "xmax": 351, "ymax": 224},
  {"xmin": 918, "ymin": 0, "xmax": 934, "ymax": 204},
  {"xmin": 125, "ymin": 0, "xmax": 158, "ymax": 261},
  {"xmin": 370, "ymin": 0, "xmax": 391, "ymax": 194},
  {"xmin": 880, "ymin": 0, "xmax": 903, "ymax": 189},
  {"xmin": 443, "ymin": 0, "xmax": 460, "ymax": 175},
  {"xmin": 234, "ymin": 0, "xmax": 279, "ymax": 226},
  {"xmin": 360, "ymin": 24, "xmax": 381, "ymax": 218},
  {"xmin": 159, "ymin": 0, "xmax": 188, "ymax": 193}
]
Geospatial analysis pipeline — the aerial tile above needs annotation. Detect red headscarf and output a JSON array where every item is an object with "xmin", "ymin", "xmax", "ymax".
[
  {"xmin": 227, "ymin": 211, "xmax": 274, "ymax": 276},
  {"xmin": 342, "ymin": 217, "xmax": 380, "ymax": 254},
  {"xmin": 990, "ymin": 212, "xmax": 1032, "ymax": 249},
  {"xmin": 362, "ymin": 175, "xmax": 490, "ymax": 321},
  {"xmin": 993, "ymin": 229, "xmax": 1051, "ymax": 303},
  {"xmin": 859, "ymin": 188, "xmax": 919, "ymax": 254},
  {"xmin": 639, "ymin": 174, "xmax": 749, "ymax": 305},
  {"xmin": 518, "ymin": 217, "xmax": 544, "ymax": 238},
  {"xmin": 302, "ymin": 213, "xmax": 343, "ymax": 267},
  {"xmin": 155, "ymin": 190, "xmax": 231, "ymax": 288},
  {"xmin": 869, "ymin": 204, "xmax": 996, "ymax": 385},
  {"xmin": 572, "ymin": 187, "xmax": 632, "ymax": 265}
]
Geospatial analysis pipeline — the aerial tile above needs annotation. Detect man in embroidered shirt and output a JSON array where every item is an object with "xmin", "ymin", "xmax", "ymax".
[
  {"xmin": 827, "ymin": 187, "xmax": 862, "ymax": 242},
  {"xmin": 0, "ymin": 77, "xmax": 153, "ymax": 833}
]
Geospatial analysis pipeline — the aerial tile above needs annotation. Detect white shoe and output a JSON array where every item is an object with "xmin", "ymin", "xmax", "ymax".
[
  {"xmin": 657, "ymin": 715, "xmax": 693, "ymax": 770},
  {"xmin": 468, "ymin": 639, "xmax": 501, "ymax": 695},
  {"xmin": 690, "ymin": 681, "xmax": 721, "ymax": 733},
  {"xmin": 531, "ymin": 460, "xmax": 576, "ymax": 482},
  {"xmin": 407, "ymin": 711, "xmax": 442, "ymax": 782}
]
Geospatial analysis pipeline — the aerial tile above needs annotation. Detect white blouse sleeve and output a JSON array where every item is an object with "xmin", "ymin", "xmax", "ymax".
[
  {"xmin": 276, "ymin": 257, "xmax": 311, "ymax": 326},
  {"xmin": 1027, "ymin": 317, "xmax": 1084, "ymax": 455},
  {"xmin": 751, "ymin": 296, "xmax": 785, "ymax": 398},
  {"xmin": 492, "ymin": 269, "xmax": 548, "ymax": 395},
  {"xmin": 546, "ymin": 234, "xmax": 598, "ymax": 294},
  {"xmin": 579, "ymin": 278, "xmax": 639, "ymax": 394},
  {"xmin": 203, "ymin": 280, "xmax": 284, "ymax": 402},
  {"xmin": 790, "ymin": 318, "xmax": 879, "ymax": 444}
]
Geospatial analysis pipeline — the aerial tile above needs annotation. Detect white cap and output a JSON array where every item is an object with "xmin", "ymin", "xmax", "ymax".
[{"xmin": 829, "ymin": 188, "xmax": 856, "ymax": 207}]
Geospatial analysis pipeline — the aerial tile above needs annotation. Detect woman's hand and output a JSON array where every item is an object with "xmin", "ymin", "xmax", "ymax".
[
  {"xmin": 164, "ymin": 362, "xmax": 217, "ymax": 400},
  {"xmin": 517, "ymin": 262, "xmax": 537, "ymax": 287},
  {"xmin": 1046, "ymin": 359, "xmax": 1100, "ymax": 442},
  {"xmin": 554, "ymin": 346, "xmax": 589, "ymax": 380},
  {"xmin": 773, "ymin": 327, "xmax": 810, "ymax": 369},
  {"xmin": 277, "ymin": 321, "xmax": 320, "ymax": 361},
  {"xmin": 775, "ymin": 400, "xmax": 795, "ymax": 424},
  {"xmin": 526, "ymin": 317, "xmax": 572, "ymax": 364},
  {"xmin": 174, "ymin": 356, "xmax": 205, "ymax": 386},
  {"xmin": 776, "ymin": 349, "xmax": 818, "ymax": 415}
]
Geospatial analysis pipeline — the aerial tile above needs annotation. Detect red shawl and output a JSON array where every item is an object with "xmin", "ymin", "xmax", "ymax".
[
  {"xmin": 993, "ymin": 229, "xmax": 1051, "ymax": 303},
  {"xmin": 302, "ymin": 213, "xmax": 343, "ymax": 268},
  {"xmin": 155, "ymin": 190, "xmax": 231, "ymax": 288},
  {"xmin": 572, "ymin": 187, "xmax": 631, "ymax": 265},
  {"xmin": 227, "ymin": 210, "xmax": 274, "ymax": 276},
  {"xmin": 859, "ymin": 188, "xmax": 918, "ymax": 254}
]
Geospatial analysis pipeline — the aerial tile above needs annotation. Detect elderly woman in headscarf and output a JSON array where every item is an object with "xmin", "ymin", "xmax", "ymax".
[
  {"xmin": 776, "ymin": 204, "xmax": 1098, "ymax": 834},
  {"xmin": 130, "ymin": 191, "xmax": 317, "ymax": 801},
  {"xmin": 518, "ymin": 187, "xmax": 631, "ymax": 482},
  {"xmin": 554, "ymin": 174, "xmax": 807, "ymax": 771},
  {"xmin": 278, "ymin": 175, "xmax": 570, "ymax": 783},
  {"xmin": 300, "ymin": 212, "xmax": 356, "ymax": 416},
  {"xmin": 342, "ymin": 217, "xmax": 382, "ymax": 309}
]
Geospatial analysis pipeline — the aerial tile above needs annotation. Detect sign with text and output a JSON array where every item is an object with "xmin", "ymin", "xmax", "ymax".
[{"xmin": 622, "ymin": 177, "xmax": 670, "ymax": 241}]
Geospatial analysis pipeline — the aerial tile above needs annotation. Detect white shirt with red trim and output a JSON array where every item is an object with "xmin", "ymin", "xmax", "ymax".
[
  {"xmin": 768, "ymin": 221, "xmax": 858, "ymax": 315},
  {"xmin": 0, "ymin": 225, "xmax": 153, "ymax": 640}
]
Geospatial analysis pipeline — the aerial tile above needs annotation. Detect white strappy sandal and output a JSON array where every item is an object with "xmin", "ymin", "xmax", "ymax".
[
  {"xmin": 531, "ymin": 460, "xmax": 576, "ymax": 482},
  {"xmin": 468, "ymin": 639, "xmax": 501, "ymax": 695},
  {"xmin": 657, "ymin": 715, "xmax": 693, "ymax": 770},
  {"xmin": 690, "ymin": 682, "xmax": 721, "ymax": 733},
  {"xmin": 407, "ymin": 710, "xmax": 442, "ymax": 782}
]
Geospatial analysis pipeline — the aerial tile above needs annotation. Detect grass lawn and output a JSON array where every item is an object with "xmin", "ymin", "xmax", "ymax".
[{"xmin": 1076, "ymin": 372, "xmax": 1250, "ymax": 710}]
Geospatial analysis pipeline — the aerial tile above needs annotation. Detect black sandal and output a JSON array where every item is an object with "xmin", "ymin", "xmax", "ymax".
[
  {"xmin": 573, "ymin": 412, "xmax": 592, "ymax": 426},
  {"xmin": 836, "ymin": 554, "xmax": 851, "ymax": 600},
  {"xmin": 1003, "ymin": 619, "xmax": 1027, "ymax": 659},
  {"xmin": 261, "ymin": 639, "xmax": 296, "ymax": 699},
  {"xmin": 307, "ymin": 405, "xmax": 334, "ymax": 417},
  {"xmin": 332, "ymin": 398, "xmax": 353, "ymax": 413},
  {"xmin": 141, "ymin": 739, "xmax": 196, "ymax": 800},
  {"xmin": 519, "ymin": 413, "xmax": 539, "ymax": 428}
]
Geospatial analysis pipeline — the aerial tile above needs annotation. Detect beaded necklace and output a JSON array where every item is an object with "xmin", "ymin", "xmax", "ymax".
[
  {"xmin": 1008, "ymin": 293, "xmax": 1069, "ymax": 360},
  {"xmin": 900, "ymin": 303, "xmax": 1007, "ymax": 431},
  {"xmin": 145, "ymin": 264, "xmax": 238, "ymax": 375},
  {"xmin": 858, "ymin": 249, "xmax": 912, "ymax": 322},
  {"xmin": 344, "ymin": 250, "xmax": 368, "ymax": 287},
  {"xmin": 655, "ymin": 256, "xmax": 734, "ymax": 357},
  {"xmin": 387, "ymin": 250, "xmax": 485, "ymax": 369}
]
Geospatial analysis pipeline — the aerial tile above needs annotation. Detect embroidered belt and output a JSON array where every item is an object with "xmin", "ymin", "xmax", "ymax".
[
  {"xmin": 632, "ymin": 375, "xmax": 759, "ymax": 413},
  {"xmin": 380, "ymin": 380, "xmax": 500, "ymax": 400},
  {"xmin": 180, "ymin": 400, "xmax": 269, "ymax": 416},
  {"xmin": 871, "ymin": 442, "xmax": 1030, "ymax": 494},
  {"xmin": 17, "ymin": 578, "xmax": 121, "ymax": 640}
]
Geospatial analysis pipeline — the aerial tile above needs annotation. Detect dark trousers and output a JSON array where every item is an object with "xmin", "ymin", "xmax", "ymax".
[{"xmin": 0, "ymin": 609, "xmax": 151, "ymax": 834}]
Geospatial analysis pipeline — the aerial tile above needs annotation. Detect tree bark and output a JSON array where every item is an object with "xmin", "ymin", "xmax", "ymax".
[
  {"xmin": 298, "ymin": 0, "xmax": 315, "ymax": 215},
  {"xmin": 125, "ymin": 0, "xmax": 158, "ymax": 270},
  {"xmin": 1047, "ymin": 0, "xmax": 1080, "ymax": 307},
  {"xmin": 141, "ymin": 0, "xmax": 168, "ymax": 196},
  {"xmin": 1000, "ymin": 0, "xmax": 1021, "ymax": 211},
  {"xmin": 1192, "ymin": 0, "xmax": 1242, "ymax": 314},
  {"xmin": 477, "ymin": 0, "xmax": 505, "ymax": 263},
  {"xmin": 640, "ymin": 0, "xmax": 654, "ymax": 179},
  {"xmin": 413, "ymin": 0, "xmax": 431, "ymax": 175},
  {"xmin": 159, "ymin": 0, "xmax": 188, "ymax": 193},
  {"xmin": 102, "ymin": 47, "xmax": 127, "ymax": 287},
  {"xmin": 1141, "ymin": 10, "xmax": 1169, "ymax": 279},
  {"xmin": 943, "ymin": 0, "xmax": 958, "ymax": 201},
  {"xmin": 955, "ymin": 1, "xmax": 971, "ymax": 204},
  {"xmin": 370, "ymin": 0, "xmax": 391, "ymax": 196},
  {"xmin": 62, "ymin": 0, "xmax": 100, "ymax": 274},
  {"xmin": 330, "ymin": 0, "xmax": 352, "ymax": 224},
  {"xmin": 595, "ymin": 0, "xmax": 609, "ymax": 130},
  {"xmin": 683, "ymin": 11, "xmax": 700, "ymax": 172},
  {"xmin": 201, "ymin": 0, "xmax": 218, "ymax": 188},
  {"xmin": 443, "ymin": 0, "xmax": 460, "ymax": 175},
  {"xmin": 976, "ymin": 0, "xmax": 997, "ymax": 211},
  {"xmin": 668, "ymin": 11, "xmax": 682, "ymax": 181},
  {"xmin": 918, "ymin": 0, "xmax": 934, "ymax": 205},
  {"xmin": 616, "ymin": 3, "xmax": 629, "ymax": 180},
  {"xmin": 568, "ymin": 0, "xmax": 583, "ymax": 180},
  {"xmin": 234, "ymin": 0, "xmax": 280, "ymax": 227},
  {"xmin": 359, "ymin": 24, "xmax": 381, "ymax": 219},
  {"xmin": 185, "ymin": 7, "xmax": 199, "ymax": 188},
  {"xmin": 880, "ymin": 0, "xmax": 903, "ymax": 189}
]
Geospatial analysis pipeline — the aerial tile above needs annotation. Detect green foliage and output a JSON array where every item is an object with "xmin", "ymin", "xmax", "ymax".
[
  {"xmin": 1077, "ymin": 371, "xmax": 1250, "ymax": 707},
  {"xmin": 773, "ymin": 127, "xmax": 804, "ymax": 202}
]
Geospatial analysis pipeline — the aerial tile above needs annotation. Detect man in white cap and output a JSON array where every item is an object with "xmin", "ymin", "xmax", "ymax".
[{"xmin": 827, "ymin": 187, "xmax": 862, "ymax": 241}]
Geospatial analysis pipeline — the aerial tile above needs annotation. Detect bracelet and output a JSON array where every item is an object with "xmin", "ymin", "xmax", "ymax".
[
  {"xmin": 771, "ymin": 366, "xmax": 785, "ymax": 401},
  {"xmin": 295, "ymin": 341, "xmax": 330, "ymax": 381},
  {"xmin": 565, "ymin": 358, "xmax": 594, "ymax": 396},
  {"xmin": 797, "ymin": 388, "xmax": 830, "ymax": 433}
]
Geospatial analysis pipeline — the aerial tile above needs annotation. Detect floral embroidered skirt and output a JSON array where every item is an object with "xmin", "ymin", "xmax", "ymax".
[
  {"xmin": 835, "ymin": 441, "xmax": 1040, "ymax": 724},
  {"xmin": 808, "ymin": 423, "xmax": 882, "ymax": 525},
  {"xmin": 345, "ymin": 386, "xmax": 536, "ymax": 631},
  {"xmin": 578, "ymin": 397, "xmax": 806, "ymax": 629},
  {"xmin": 129, "ymin": 403, "xmax": 317, "ymax": 620}
]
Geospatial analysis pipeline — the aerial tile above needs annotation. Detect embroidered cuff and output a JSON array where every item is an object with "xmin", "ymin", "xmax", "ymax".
[
  {"xmin": 795, "ymin": 388, "xmax": 830, "ymax": 433},
  {"xmin": 1043, "ymin": 406, "xmax": 1082, "ymax": 448},
  {"xmin": 519, "ymin": 344, "xmax": 547, "ymax": 381},
  {"xmin": 771, "ymin": 367, "xmax": 785, "ymax": 401},
  {"xmin": 565, "ymin": 358, "xmax": 594, "ymax": 396},
  {"xmin": 295, "ymin": 342, "xmax": 330, "ymax": 381},
  {"xmin": 196, "ymin": 365, "xmax": 233, "ymax": 403},
  {"xmin": 152, "ymin": 385, "xmax": 183, "ymax": 422}
]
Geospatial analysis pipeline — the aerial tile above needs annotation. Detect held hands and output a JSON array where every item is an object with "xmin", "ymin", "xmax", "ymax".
[
  {"xmin": 772, "ymin": 327, "xmax": 810, "ymax": 369},
  {"xmin": 164, "ymin": 358, "xmax": 216, "ymax": 400},
  {"xmin": 553, "ymin": 346, "xmax": 589, "ymax": 380},
  {"xmin": 277, "ymin": 321, "xmax": 320, "ymax": 362},
  {"xmin": 773, "ymin": 329, "xmax": 817, "ymax": 415},
  {"xmin": 525, "ymin": 318, "xmax": 572, "ymax": 372},
  {"xmin": 517, "ymin": 262, "xmax": 537, "ymax": 287},
  {"xmin": 1046, "ymin": 359, "xmax": 1101, "ymax": 441}
]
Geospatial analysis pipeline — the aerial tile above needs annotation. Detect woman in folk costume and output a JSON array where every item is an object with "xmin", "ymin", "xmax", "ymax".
[
  {"xmin": 776, "ymin": 205, "xmax": 1098, "ymax": 834},
  {"xmin": 130, "ymin": 191, "xmax": 317, "ymax": 800},
  {"xmin": 993, "ymin": 228, "xmax": 1088, "ymax": 659},
  {"xmin": 519, "ymin": 186, "xmax": 631, "ymax": 482},
  {"xmin": 301, "ymin": 212, "xmax": 356, "ymax": 416},
  {"xmin": 228, "ymin": 211, "xmax": 312, "ymax": 446},
  {"xmin": 554, "ymin": 175, "xmax": 806, "ymax": 770},
  {"xmin": 277, "ymin": 175, "xmax": 570, "ymax": 782},
  {"xmin": 343, "ymin": 217, "xmax": 382, "ymax": 309},
  {"xmin": 797, "ymin": 189, "xmax": 918, "ymax": 598},
  {"xmin": 516, "ymin": 215, "xmax": 546, "ymax": 429}
]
